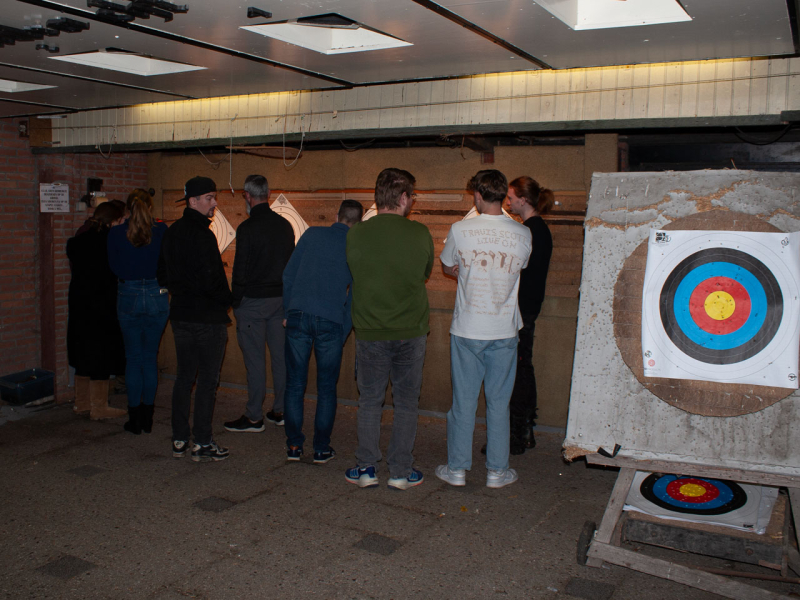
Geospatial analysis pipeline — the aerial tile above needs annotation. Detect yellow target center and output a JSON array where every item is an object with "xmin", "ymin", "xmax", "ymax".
[
  {"xmin": 704, "ymin": 291, "xmax": 735, "ymax": 321},
  {"xmin": 678, "ymin": 483, "xmax": 707, "ymax": 497}
]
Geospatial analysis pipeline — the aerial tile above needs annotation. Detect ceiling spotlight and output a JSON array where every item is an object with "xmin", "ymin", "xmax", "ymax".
[
  {"xmin": 247, "ymin": 7, "xmax": 272, "ymax": 19},
  {"xmin": 46, "ymin": 17, "xmax": 90, "ymax": 33},
  {"xmin": 35, "ymin": 43, "xmax": 60, "ymax": 53}
]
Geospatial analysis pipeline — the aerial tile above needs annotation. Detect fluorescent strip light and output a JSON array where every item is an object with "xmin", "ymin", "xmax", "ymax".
[
  {"xmin": 535, "ymin": 0, "xmax": 691, "ymax": 30},
  {"xmin": 0, "ymin": 79, "xmax": 56, "ymax": 93},
  {"xmin": 242, "ymin": 15, "xmax": 412, "ymax": 55},
  {"xmin": 50, "ymin": 49, "xmax": 206, "ymax": 76}
]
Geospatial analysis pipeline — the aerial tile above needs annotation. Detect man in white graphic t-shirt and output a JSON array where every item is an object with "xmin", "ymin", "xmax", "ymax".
[{"xmin": 436, "ymin": 170, "xmax": 532, "ymax": 490}]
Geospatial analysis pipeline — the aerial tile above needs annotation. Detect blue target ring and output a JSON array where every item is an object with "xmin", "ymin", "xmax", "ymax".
[
  {"xmin": 672, "ymin": 262, "xmax": 767, "ymax": 350},
  {"xmin": 659, "ymin": 248, "xmax": 783, "ymax": 364},
  {"xmin": 640, "ymin": 474, "xmax": 747, "ymax": 515}
]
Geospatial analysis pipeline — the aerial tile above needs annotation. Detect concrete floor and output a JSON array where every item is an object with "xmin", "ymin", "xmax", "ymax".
[{"xmin": 1, "ymin": 383, "xmax": 796, "ymax": 600}]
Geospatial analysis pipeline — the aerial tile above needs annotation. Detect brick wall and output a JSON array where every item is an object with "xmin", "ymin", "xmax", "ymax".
[{"xmin": 0, "ymin": 119, "xmax": 147, "ymax": 400}]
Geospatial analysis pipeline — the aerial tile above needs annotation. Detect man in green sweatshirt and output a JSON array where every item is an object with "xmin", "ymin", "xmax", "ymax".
[{"xmin": 345, "ymin": 168, "xmax": 434, "ymax": 490}]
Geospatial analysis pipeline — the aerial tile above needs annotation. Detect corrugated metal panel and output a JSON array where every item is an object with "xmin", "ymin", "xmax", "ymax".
[{"xmin": 53, "ymin": 57, "xmax": 800, "ymax": 148}]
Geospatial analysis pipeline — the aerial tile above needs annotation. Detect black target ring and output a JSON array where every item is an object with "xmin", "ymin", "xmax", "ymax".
[{"xmin": 659, "ymin": 248, "xmax": 783, "ymax": 364}]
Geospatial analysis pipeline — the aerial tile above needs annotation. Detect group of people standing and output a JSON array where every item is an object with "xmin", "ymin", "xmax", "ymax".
[{"xmin": 66, "ymin": 165, "xmax": 552, "ymax": 490}]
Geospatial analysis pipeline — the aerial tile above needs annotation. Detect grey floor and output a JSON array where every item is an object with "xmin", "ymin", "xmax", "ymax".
[{"xmin": 1, "ymin": 383, "xmax": 796, "ymax": 600}]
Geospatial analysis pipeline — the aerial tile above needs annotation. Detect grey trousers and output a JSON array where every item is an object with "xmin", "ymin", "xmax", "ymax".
[
  {"xmin": 355, "ymin": 335, "xmax": 427, "ymax": 479},
  {"xmin": 234, "ymin": 296, "xmax": 286, "ymax": 419}
]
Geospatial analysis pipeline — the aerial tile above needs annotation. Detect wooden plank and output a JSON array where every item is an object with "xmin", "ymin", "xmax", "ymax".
[
  {"xmin": 586, "ymin": 455, "xmax": 800, "ymax": 487},
  {"xmin": 786, "ymin": 546, "xmax": 800, "ymax": 577},
  {"xmin": 586, "ymin": 467, "xmax": 636, "ymax": 567},
  {"xmin": 588, "ymin": 542, "xmax": 792, "ymax": 600}
]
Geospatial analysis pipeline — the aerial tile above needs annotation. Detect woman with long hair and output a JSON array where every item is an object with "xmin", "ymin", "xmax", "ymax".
[
  {"xmin": 107, "ymin": 189, "xmax": 169, "ymax": 434},
  {"xmin": 505, "ymin": 176, "xmax": 554, "ymax": 454},
  {"xmin": 67, "ymin": 201, "xmax": 127, "ymax": 419}
]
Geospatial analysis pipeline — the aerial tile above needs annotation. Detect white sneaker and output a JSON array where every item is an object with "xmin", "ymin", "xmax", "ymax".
[
  {"xmin": 435, "ymin": 464, "xmax": 466, "ymax": 486},
  {"xmin": 486, "ymin": 468, "xmax": 518, "ymax": 489}
]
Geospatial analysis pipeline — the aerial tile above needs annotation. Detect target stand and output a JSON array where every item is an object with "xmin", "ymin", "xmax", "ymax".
[{"xmin": 580, "ymin": 455, "xmax": 800, "ymax": 600}]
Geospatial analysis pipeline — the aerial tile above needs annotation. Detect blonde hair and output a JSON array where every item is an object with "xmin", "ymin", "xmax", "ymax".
[{"xmin": 126, "ymin": 188, "xmax": 154, "ymax": 247}]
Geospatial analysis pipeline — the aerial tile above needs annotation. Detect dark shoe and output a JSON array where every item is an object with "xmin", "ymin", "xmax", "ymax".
[
  {"xmin": 265, "ymin": 411, "xmax": 284, "ymax": 426},
  {"xmin": 172, "ymin": 439, "xmax": 189, "ymax": 458},
  {"xmin": 140, "ymin": 404, "xmax": 154, "ymax": 434},
  {"xmin": 191, "ymin": 440, "xmax": 230, "ymax": 462},
  {"xmin": 313, "ymin": 448, "xmax": 336, "ymax": 464},
  {"xmin": 123, "ymin": 405, "xmax": 142, "ymax": 435},
  {"xmin": 287, "ymin": 445, "xmax": 303, "ymax": 461},
  {"xmin": 224, "ymin": 415, "xmax": 265, "ymax": 433},
  {"xmin": 345, "ymin": 465, "xmax": 379, "ymax": 488}
]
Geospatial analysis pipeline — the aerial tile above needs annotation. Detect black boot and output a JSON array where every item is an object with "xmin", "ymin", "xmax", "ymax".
[
  {"xmin": 124, "ymin": 405, "xmax": 142, "ymax": 435},
  {"xmin": 140, "ymin": 404, "xmax": 154, "ymax": 434},
  {"xmin": 520, "ymin": 422, "xmax": 536, "ymax": 449},
  {"xmin": 509, "ymin": 414, "xmax": 527, "ymax": 455}
]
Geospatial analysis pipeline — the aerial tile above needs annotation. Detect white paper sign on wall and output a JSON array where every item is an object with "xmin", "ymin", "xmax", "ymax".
[{"xmin": 39, "ymin": 183, "xmax": 70, "ymax": 213}]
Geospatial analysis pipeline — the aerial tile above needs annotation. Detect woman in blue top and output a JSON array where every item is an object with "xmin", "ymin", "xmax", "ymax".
[{"xmin": 108, "ymin": 189, "xmax": 169, "ymax": 435}]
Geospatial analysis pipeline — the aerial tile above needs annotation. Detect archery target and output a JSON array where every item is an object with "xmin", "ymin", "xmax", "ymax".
[
  {"xmin": 624, "ymin": 471, "xmax": 778, "ymax": 533},
  {"xmin": 642, "ymin": 230, "xmax": 800, "ymax": 388},
  {"xmin": 362, "ymin": 203, "xmax": 378, "ymax": 221},
  {"xmin": 210, "ymin": 207, "xmax": 236, "ymax": 254},
  {"xmin": 270, "ymin": 194, "xmax": 308, "ymax": 244}
]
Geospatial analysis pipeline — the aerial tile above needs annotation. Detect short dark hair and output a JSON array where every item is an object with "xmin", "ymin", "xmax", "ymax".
[
  {"xmin": 244, "ymin": 174, "xmax": 269, "ymax": 199},
  {"xmin": 469, "ymin": 170, "xmax": 508, "ymax": 204},
  {"xmin": 374, "ymin": 168, "xmax": 415, "ymax": 210},
  {"xmin": 338, "ymin": 199, "xmax": 364, "ymax": 225}
]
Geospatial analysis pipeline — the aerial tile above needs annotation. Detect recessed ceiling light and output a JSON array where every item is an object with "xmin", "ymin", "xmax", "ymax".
[
  {"xmin": 535, "ymin": 0, "xmax": 691, "ymax": 30},
  {"xmin": 0, "ymin": 79, "xmax": 56, "ymax": 93},
  {"xmin": 241, "ymin": 13, "xmax": 412, "ymax": 55},
  {"xmin": 49, "ymin": 48, "xmax": 206, "ymax": 76}
]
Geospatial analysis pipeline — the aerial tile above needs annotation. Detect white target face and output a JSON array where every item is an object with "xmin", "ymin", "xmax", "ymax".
[
  {"xmin": 642, "ymin": 230, "xmax": 800, "ymax": 388},
  {"xmin": 361, "ymin": 203, "xmax": 378, "ymax": 221},
  {"xmin": 210, "ymin": 208, "xmax": 236, "ymax": 253},
  {"xmin": 270, "ymin": 194, "xmax": 309, "ymax": 244}
]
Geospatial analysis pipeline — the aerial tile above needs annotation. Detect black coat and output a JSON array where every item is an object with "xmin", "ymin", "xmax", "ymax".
[
  {"xmin": 66, "ymin": 228, "xmax": 125, "ymax": 379},
  {"xmin": 157, "ymin": 207, "xmax": 232, "ymax": 323},
  {"xmin": 231, "ymin": 202, "xmax": 294, "ymax": 308}
]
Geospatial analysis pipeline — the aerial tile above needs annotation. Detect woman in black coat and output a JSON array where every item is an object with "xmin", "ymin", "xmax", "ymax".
[{"xmin": 67, "ymin": 201, "xmax": 127, "ymax": 419}]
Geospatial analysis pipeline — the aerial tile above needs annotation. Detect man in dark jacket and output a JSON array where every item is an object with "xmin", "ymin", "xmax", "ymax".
[
  {"xmin": 224, "ymin": 174, "xmax": 295, "ymax": 433},
  {"xmin": 158, "ymin": 176, "xmax": 232, "ymax": 462}
]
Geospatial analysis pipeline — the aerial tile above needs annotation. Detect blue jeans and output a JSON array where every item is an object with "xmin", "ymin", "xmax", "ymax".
[
  {"xmin": 171, "ymin": 321, "xmax": 228, "ymax": 445},
  {"xmin": 447, "ymin": 335, "xmax": 518, "ymax": 472},
  {"xmin": 283, "ymin": 310, "xmax": 344, "ymax": 453},
  {"xmin": 117, "ymin": 280, "xmax": 169, "ymax": 407},
  {"xmin": 355, "ymin": 335, "xmax": 427, "ymax": 479}
]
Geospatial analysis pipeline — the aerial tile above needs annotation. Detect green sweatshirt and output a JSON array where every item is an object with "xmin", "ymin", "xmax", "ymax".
[{"xmin": 346, "ymin": 213, "xmax": 434, "ymax": 341}]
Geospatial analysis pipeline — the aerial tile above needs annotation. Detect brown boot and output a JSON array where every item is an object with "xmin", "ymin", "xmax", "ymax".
[
  {"xmin": 73, "ymin": 375, "xmax": 91, "ymax": 416},
  {"xmin": 89, "ymin": 379, "xmax": 126, "ymax": 420}
]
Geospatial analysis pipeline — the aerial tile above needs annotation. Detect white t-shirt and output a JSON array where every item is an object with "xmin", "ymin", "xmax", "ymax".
[{"xmin": 441, "ymin": 213, "xmax": 532, "ymax": 340}]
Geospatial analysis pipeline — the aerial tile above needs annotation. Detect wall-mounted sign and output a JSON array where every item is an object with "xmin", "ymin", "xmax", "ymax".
[{"xmin": 39, "ymin": 183, "xmax": 70, "ymax": 213}]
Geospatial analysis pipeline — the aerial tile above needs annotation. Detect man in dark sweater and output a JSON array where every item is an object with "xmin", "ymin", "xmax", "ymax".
[
  {"xmin": 282, "ymin": 199, "xmax": 364, "ymax": 464},
  {"xmin": 158, "ymin": 176, "xmax": 232, "ymax": 462},
  {"xmin": 224, "ymin": 174, "xmax": 295, "ymax": 433}
]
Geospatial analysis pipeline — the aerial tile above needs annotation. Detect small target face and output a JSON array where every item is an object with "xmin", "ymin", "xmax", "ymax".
[
  {"xmin": 659, "ymin": 248, "xmax": 783, "ymax": 365},
  {"xmin": 640, "ymin": 474, "xmax": 747, "ymax": 515}
]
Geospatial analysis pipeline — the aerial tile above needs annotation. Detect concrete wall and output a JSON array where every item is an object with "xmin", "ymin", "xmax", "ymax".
[{"xmin": 151, "ymin": 135, "xmax": 617, "ymax": 427}]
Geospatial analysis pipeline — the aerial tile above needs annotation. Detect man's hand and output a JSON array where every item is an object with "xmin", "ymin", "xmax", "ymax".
[
  {"xmin": 442, "ymin": 263, "xmax": 459, "ymax": 278},
  {"xmin": 282, "ymin": 319, "xmax": 287, "ymax": 328}
]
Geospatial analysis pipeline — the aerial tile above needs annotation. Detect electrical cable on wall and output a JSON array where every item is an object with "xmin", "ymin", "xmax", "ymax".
[
  {"xmin": 229, "ymin": 114, "xmax": 237, "ymax": 195},
  {"xmin": 197, "ymin": 148, "xmax": 229, "ymax": 169},
  {"xmin": 97, "ymin": 124, "xmax": 117, "ymax": 159},
  {"xmin": 282, "ymin": 111, "xmax": 305, "ymax": 168}
]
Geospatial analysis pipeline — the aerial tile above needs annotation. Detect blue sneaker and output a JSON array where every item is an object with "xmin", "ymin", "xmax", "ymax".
[
  {"xmin": 345, "ymin": 465, "xmax": 378, "ymax": 488},
  {"xmin": 286, "ymin": 445, "xmax": 303, "ymax": 461},
  {"xmin": 313, "ymin": 448, "xmax": 336, "ymax": 464},
  {"xmin": 388, "ymin": 468, "xmax": 424, "ymax": 490}
]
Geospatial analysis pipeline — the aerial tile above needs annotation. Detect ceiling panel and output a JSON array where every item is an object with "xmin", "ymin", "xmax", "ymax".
[{"xmin": 441, "ymin": 0, "xmax": 795, "ymax": 69}]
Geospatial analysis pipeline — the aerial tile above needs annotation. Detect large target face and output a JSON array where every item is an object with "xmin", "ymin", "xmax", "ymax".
[
  {"xmin": 642, "ymin": 230, "xmax": 800, "ymax": 388},
  {"xmin": 270, "ymin": 194, "xmax": 309, "ymax": 245}
]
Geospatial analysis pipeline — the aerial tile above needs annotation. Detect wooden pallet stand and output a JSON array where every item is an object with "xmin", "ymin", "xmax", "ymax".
[{"xmin": 582, "ymin": 454, "xmax": 800, "ymax": 600}]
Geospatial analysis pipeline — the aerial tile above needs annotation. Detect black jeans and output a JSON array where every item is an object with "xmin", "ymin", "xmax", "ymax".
[
  {"xmin": 171, "ymin": 321, "xmax": 228, "ymax": 445},
  {"xmin": 508, "ymin": 313, "xmax": 538, "ymax": 432}
]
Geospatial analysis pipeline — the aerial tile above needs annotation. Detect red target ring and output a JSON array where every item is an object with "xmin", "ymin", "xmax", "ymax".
[
  {"xmin": 665, "ymin": 478, "xmax": 720, "ymax": 504},
  {"xmin": 688, "ymin": 276, "xmax": 750, "ymax": 335}
]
